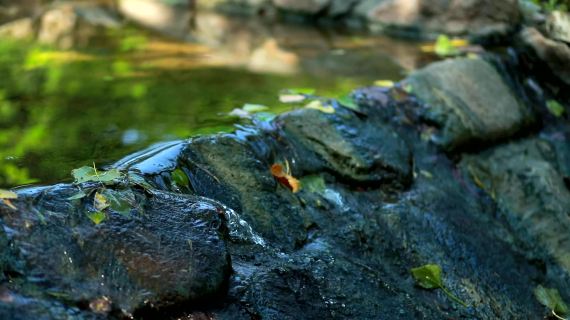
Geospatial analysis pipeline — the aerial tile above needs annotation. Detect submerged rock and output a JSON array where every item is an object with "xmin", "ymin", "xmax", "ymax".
[{"xmin": 406, "ymin": 58, "xmax": 535, "ymax": 151}]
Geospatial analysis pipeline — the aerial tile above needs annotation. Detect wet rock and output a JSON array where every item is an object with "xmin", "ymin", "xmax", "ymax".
[
  {"xmin": 0, "ymin": 185, "xmax": 231, "ymax": 316},
  {"xmin": 272, "ymin": 0, "xmax": 329, "ymax": 15},
  {"xmin": 278, "ymin": 108, "xmax": 412, "ymax": 186},
  {"xmin": 519, "ymin": 11, "xmax": 570, "ymax": 86},
  {"xmin": 461, "ymin": 138, "xmax": 570, "ymax": 275},
  {"xmin": 406, "ymin": 58, "xmax": 535, "ymax": 151},
  {"xmin": 364, "ymin": 0, "xmax": 521, "ymax": 38}
]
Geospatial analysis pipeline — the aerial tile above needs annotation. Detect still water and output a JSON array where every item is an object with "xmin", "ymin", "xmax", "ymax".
[{"xmin": 0, "ymin": 13, "xmax": 426, "ymax": 187}]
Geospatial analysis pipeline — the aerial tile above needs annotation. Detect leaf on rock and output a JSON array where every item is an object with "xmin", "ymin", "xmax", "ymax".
[
  {"xmin": 94, "ymin": 192, "xmax": 110, "ymax": 211},
  {"xmin": 87, "ymin": 211, "xmax": 106, "ymax": 225},
  {"xmin": 0, "ymin": 189, "xmax": 17, "ymax": 200},
  {"xmin": 72, "ymin": 166, "xmax": 122, "ymax": 184},
  {"xmin": 285, "ymin": 88, "xmax": 315, "ymax": 95},
  {"xmin": 127, "ymin": 172, "xmax": 153, "ymax": 190},
  {"xmin": 411, "ymin": 264, "xmax": 468, "ymax": 307},
  {"xmin": 271, "ymin": 163, "xmax": 301, "ymax": 193},
  {"xmin": 337, "ymin": 95, "xmax": 360, "ymax": 112},
  {"xmin": 547, "ymin": 100, "xmax": 565, "ymax": 118},
  {"xmin": 534, "ymin": 285, "xmax": 569, "ymax": 318},
  {"xmin": 279, "ymin": 94, "xmax": 306, "ymax": 104},
  {"xmin": 411, "ymin": 264, "xmax": 444, "ymax": 289},
  {"xmin": 305, "ymin": 100, "xmax": 335, "ymax": 114},
  {"xmin": 171, "ymin": 168, "xmax": 190, "ymax": 188},
  {"xmin": 100, "ymin": 188, "xmax": 135, "ymax": 216}
]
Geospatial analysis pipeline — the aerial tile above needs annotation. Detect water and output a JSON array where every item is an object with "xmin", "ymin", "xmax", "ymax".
[{"xmin": 0, "ymin": 13, "xmax": 427, "ymax": 187}]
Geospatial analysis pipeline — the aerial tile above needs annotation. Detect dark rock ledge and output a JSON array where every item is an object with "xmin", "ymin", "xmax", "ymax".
[{"xmin": 0, "ymin": 57, "xmax": 569, "ymax": 320}]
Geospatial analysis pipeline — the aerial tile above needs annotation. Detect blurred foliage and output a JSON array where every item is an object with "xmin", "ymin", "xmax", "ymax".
[
  {"xmin": 0, "ymin": 31, "xmax": 367, "ymax": 187},
  {"xmin": 532, "ymin": 0, "xmax": 569, "ymax": 11}
]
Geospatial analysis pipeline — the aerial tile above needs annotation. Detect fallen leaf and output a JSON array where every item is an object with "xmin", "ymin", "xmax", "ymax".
[
  {"xmin": 87, "ymin": 211, "xmax": 106, "ymax": 225},
  {"xmin": 67, "ymin": 190, "xmax": 87, "ymax": 201},
  {"xmin": 300, "ymin": 175, "xmax": 326, "ymax": 194},
  {"xmin": 0, "ymin": 189, "xmax": 17, "ymax": 199},
  {"xmin": 279, "ymin": 94, "xmax": 306, "ymax": 103},
  {"xmin": 72, "ymin": 166, "xmax": 122, "ymax": 184},
  {"xmin": 534, "ymin": 285, "xmax": 569, "ymax": 318},
  {"xmin": 547, "ymin": 100, "xmax": 565, "ymax": 118},
  {"xmin": 337, "ymin": 95, "xmax": 360, "ymax": 112},
  {"xmin": 305, "ymin": 100, "xmax": 335, "ymax": 114},
  {"xmin": 374, "ymin": 80, "xmax": 395, "ymax": 88},
  {"xmin": 271, "ymin": 163, "xmax": 301, "ymax": 193},
  {"xmin": 242, "ymin": 103, "xmax": 269, "ymax": 113},
  {"xmin": 411, "ymin": 264, "xmax": 468, "ymax": 307},
  {"xmin": 171, "ymin": 168, "xmax": 189, "ymax": 188},
  {"xmin": 94, "ymin": 192, "xmax": 110, "ymax": 211},
  {"xmin": 89, "ymin": 296, "xmax": 112, "ymax": 314}
]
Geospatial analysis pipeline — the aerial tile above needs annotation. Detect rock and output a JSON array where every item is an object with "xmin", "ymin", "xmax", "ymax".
[
  {"xmin": 0, "ymin": 17, "xmax": 34, "ymax": 39},
  {"xmin": 272, "ymin": 0, "xmax": 329, "ymax": 14},
  {"xmin": 0, "ymin": 185, "xmax": 231, "ymax": 316},
  {"xmin": 37, "ymin": 2, "xmax": 121, "ymax": 49},
  {"xmin": 406, "ymin": 58, "xmax": 535, "ymax": 151},
  {"xmin": 545, "ymin": 10, "xmax": 570, "ymax": 43},
  {"xmin": 461, "ymin": 138, "xmax": 570, "ymax": 274},
  {"xmin": 519, "ymin": 26, "xmax": 570, "ymax": 86},
  {"xmin": 117, "ymin": 0, "xmax": 196, "ymax": 39},
  {"xmin": 278, "ymin": 108, "xmax": 412, "ymax": 185}
]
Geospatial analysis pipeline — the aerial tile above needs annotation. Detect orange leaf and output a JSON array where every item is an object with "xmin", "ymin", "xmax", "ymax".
[{"xmin": 270, "ymin": 163, "xmax": 301, "ymax": 193}]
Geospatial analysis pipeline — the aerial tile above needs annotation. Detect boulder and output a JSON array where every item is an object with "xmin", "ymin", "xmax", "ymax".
[{"xmin": 406, "ymin": 58, "xmax": 535, "ymax": 151}]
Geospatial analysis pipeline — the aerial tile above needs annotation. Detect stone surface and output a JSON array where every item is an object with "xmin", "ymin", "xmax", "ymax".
[
  {"xmin": 519, "ymin": 27, "xmax": 570, "ymax": 85},
  {"xmin": 406, "ymin": 58, "xmax": 535, "ymax": 151},
  {"xmin": 272, "ymin": 0, "xmax": 329, "ymax": 14},
  {"xmin": 0, "ymin": 186, "xmax": 231, "ymax": 317}
]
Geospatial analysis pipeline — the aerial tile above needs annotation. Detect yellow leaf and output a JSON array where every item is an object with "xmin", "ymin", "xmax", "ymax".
[
  {"xmin": 0, "ymin": 189, "xmax": 18, "ymax": 199},
  {"xmin": 305, "ymin": 100, "xmax": 335, "ymax": 114},
  {"xmin": 374, "ymin": 80, "xmax": 395, "ymax": 88},
  {"xmin": 94, "ymin": 192, "xmax": 109, "ymax": 211}
]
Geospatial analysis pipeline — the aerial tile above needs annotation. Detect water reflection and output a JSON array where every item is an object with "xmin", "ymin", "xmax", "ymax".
[{"xmin": 0, "ymin": 11, "xmax": 427, "ymax": 187}]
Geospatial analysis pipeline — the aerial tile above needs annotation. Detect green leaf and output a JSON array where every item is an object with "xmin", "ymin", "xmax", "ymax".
[
  {"xmin": 305, "ymin": 100, "xmax": 335, "ymax": 114},
  {"xmin": 242, "ymin": 104, "xmax": 269, "ymax": 113},
  {"xmin": 127, "ymin": 172, "xmax": 153, "ymax": 189},
  {"xmin": 87, "ymin": 211, "xmax": 106, "ymax": 225},
  {"xmin": 434, "ymin": 35, "xmax": 459, "ymax": 57},
  {"xmin": 171, "ymin": 168, "xmax": 189, "ymax": 187},
  {"xmin": 337, "ymin": 95, "xmax": 360, "ymax": 112},
  {"xmin": 286, "ymin": 88, "xmax": 316, "ymax": 95},
  {"xmin": 100, "ymin": 188, "xmax": 135, "ymax": 216},
  {"xmin": 300, "ymin": 175, "xmax": 326, "ymax": 194},
  {"xmin": 72, "ymin": 166, "xmax": 122, "ymax": 184},
  {"xmin": 411, "ymin": 264, "xmax": 468, "ymax": 307},
  {"xmin": 411, "ymin": 264, "xmax": 444, "ymax": 289},
  {"xmin": 279, "ymin": 93, "xmax": 306, "ymax": 103},
  {"xmin": 547, "ymin": 100, "xmax": 565, "ymax": 117},
  {"xmin": 67, "ymin": 190, "xmax": 87, "ymax": 200},
  {"xmin": 374, "ymin": 80, "xmax": 395, "ymax": 88},
  {"xmin": 534, "ymin": 285, "xmax": 569, "ymax": 317},
  {"xmin": 0, "ymin": 189, "xmax": 17, "ymax": 199}
]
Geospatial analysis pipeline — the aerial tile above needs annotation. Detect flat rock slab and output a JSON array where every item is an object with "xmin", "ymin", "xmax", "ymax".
[
  {"xmin": 0, "ymin": 186, "xmax": 231, "ymax": 317},
  {"xmin": 407, "ymin": 58, "xmax": 535, "ymax": 151}
]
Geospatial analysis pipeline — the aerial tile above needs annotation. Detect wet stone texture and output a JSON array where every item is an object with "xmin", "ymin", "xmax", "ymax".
[{"xmin": 1, "ymin": 56, "xmax": 570, "ymax": 319}]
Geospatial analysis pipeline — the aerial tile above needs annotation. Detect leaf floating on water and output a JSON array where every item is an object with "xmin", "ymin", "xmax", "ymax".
[
  {"xmin": 337, "ymin": 95, "xmax": 360, "ymax": 112},
  {"xmin": 411, "ymin": 264, "xmax": 468, "ymax": 307},
  {"xmin": 72, "ymin": 166, "xmax": 122, "ymax": 184},
  {"xmin": 534, "ymin": 285, "xmax": 569, "ymax": 318},
  {"xmin": 87, "ymin": 211, "xmax": 106, "ymax": 225},
  {"xmin": 305, "ymin": 100, "xmax": 335, "ymax": 114},
  {"xmin": 271, "ymin": 163, "xmax": 301, "ymax": 193},
  {"xmin": 547, "ymin": 100, "xmax": 565, "ymax": 118},
  {"xmin": 374, "ymin": 80, "xmax": 395, "ymax": 88},
  {"xmin": 242, "ymin": 103, "xmax": 269, "ymax": 113},
  {"xmin": 279, "ymin": 94, "xmax": 306, "ymax": 104},
  {"xmin": 94, "ymin": 192, "xmax": 110, "ymax": 211},
  {"xmin": 285, "ymin": 88, "xmax": 316, "ymax": 95}
]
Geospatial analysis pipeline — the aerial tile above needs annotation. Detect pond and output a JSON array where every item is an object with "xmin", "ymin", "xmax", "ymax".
[{"xmin": 0, "ymin": 12, "xmax": 427, "ymax": 187}]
